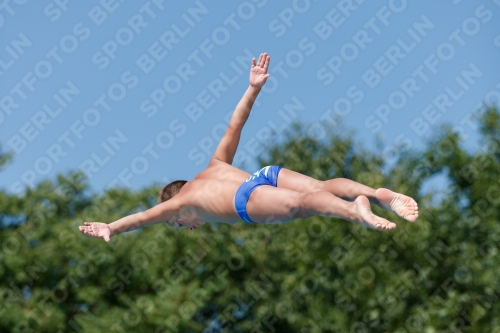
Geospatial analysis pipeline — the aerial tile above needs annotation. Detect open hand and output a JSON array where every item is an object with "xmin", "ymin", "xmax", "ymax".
[
  {"xmin": 79, "ymin": 222, "xmax": 111, "ymax": 242},
  {"xmin": 250, "ymin": 52, "xmax": 270, "ymax": 88}
]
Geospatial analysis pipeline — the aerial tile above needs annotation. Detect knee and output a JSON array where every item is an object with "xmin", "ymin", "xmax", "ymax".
[
  {"xmin": 293, "ymin": 193, "xmax": 316, "ymax": 219},
  {"xmin": 326, "ymin": 177, "xmax": 348, "ymax": 183},
  {"xmin": 321, "ymin": 178, "xmax": 348, "ymax": 190},
  {"xmin": 277, "ymin": 194, "xmax": 306, "ymax": 219},
  {"xmin": 317, "ymin": 180, "xmax": 327, "ymax": 191}
]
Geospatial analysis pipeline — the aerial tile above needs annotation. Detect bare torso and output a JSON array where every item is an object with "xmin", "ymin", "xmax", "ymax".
[{"xmin": 175, "ymin": 160, "xmax": 253, "ymax": 223}]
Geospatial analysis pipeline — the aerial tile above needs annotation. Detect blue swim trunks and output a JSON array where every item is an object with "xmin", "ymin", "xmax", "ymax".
[{"xmin": 234, "ymin": 165, "xmax": 282, "ymax": 223}]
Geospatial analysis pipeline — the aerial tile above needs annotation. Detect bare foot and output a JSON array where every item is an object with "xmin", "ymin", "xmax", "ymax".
[
  {"xmin": 349, "ymin": 196, "xmax": 397, "ymax": 231},
  {"xmin": 375, "ymin": 188, "xmax": 419, "ymax": 222}
]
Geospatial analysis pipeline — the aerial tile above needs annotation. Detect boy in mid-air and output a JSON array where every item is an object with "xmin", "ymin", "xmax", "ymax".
[{"xmin": 79, "ymin": 53, "xmax": 418, "ymax": 242}]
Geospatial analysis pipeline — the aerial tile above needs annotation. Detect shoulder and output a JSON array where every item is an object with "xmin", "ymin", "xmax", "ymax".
[
  {"xmin": 177, "ymin": 179, "xmax": 209, "ymax": 199},
  {"xmin": 180, "ymin": 178, "xmax": 235, "ymax": 199},
  {"xmin": 195, "ymin": 159, "xmax": 229, "ymax": 179},
  {"xmin": 206, "ymin": 159, "xmax": 230, "ymax": 171}
]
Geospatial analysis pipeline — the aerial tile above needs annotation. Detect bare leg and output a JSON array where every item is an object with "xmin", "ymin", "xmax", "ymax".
[
  {"xmin": 277, "ymin": 169, "xmax": 419, "ymax": 222},
  {"xmin": 322, "ymin": 178, "xmax": 378, "ymax": 203},
  {"xmin": 246, "ymin": 186, "xmax": 396, "ymax": 231},
  {"xmin": 321, "ymin": 179, "xmax": 419, "ymax": 221},
  {"xmin": 278, "ymin": 169, "xmax": 379, "ymax": 203},
  {"xmin": 300, "ymin": 191, "xmax": 397, "ymax": 231}
]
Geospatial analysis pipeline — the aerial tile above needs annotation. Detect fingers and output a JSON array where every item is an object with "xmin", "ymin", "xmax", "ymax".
[
  {"xmin": 79, "ymin": 226, "xmax": 94, "ymax": 236},
  {"xmin": 80, "ymin": 227, "xmax": 94, "ymax": 234},
  {"xmin": 257, "ymin": 53, "xmax": 264, "ymax": 67},
  {"xmin": 259, "ymin": 52, "xmax": 269, "ymax": 67},
  {"xmin": 79, "ymin": 223, "xmax": 111, "ymax": 242},
  {"xmin": 263, "ymin": 54, "xmax": 270, "ymax": 72},
  {"xmin": 251, "ymin": 53, "xmax": 270, "ymax": 74},
  {"xmin": 79, "ymin": 225, "xmax": 99, "ymax": 238}
]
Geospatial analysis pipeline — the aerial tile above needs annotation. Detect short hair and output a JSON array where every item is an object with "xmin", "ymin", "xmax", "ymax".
[{"xmin": 158, "ymin": 180, "xmax": 188, "ymax": 204}]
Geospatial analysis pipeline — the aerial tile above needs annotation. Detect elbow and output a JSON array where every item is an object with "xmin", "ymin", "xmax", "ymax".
[
  {"xmin": 228, "ymin": 124, "xmax": 243, "ymax": 134},
  {"xmin": 140, "ymin": 210, "xmax": 156, "ymax": 225}
]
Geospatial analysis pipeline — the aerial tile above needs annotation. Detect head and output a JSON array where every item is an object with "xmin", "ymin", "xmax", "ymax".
[
  {"xmin": 158, "ymin": 180, "xmax": 188, "ymax": 204},
  {"xmin": 158, "ymin": 180, "xmax": 205, "ymax": 231}
]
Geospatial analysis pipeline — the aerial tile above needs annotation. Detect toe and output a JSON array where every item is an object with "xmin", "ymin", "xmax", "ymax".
[
  {"xmin": 375, "ymin": 222, "xmax": 390, "ymax": 231},
  {"xmin": 380, "ymin": 218, "xmax": 396, "ymax": 230},
  {"xmin": 405, "ymin": 214, "xmax": 416, "ymax": 222}
]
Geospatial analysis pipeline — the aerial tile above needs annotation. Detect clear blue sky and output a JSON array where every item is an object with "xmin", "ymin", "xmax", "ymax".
[{"xmin": 1, "ymin": 0, "xmax": 499, "ymax": 195}]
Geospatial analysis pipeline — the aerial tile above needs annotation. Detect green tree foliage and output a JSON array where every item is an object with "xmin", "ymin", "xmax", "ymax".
[
  {"xmin": 0, "ymin": 143, "xmax": 13, "ymax": 171},
  {"xmin": 1, "ymin": 108, "xmax": 499, "ymax": 332}
]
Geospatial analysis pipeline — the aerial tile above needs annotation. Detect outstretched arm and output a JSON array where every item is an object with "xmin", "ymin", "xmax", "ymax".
[
  {"xmin": 210, "ymin": 52, "xmax": 270, "ymax": 165},
  {"xmin": 78, "ymin": 198, "xmax": 180, "ymax": 242}
]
